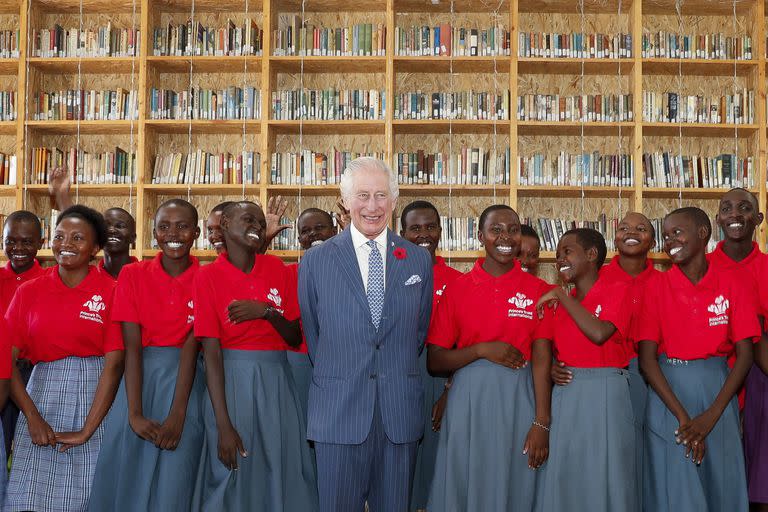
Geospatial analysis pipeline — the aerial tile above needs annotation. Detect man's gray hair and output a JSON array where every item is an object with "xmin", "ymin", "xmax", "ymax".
[{"xmin": 339, "ymin": 157, "xmax": 399, "ymax": 202}]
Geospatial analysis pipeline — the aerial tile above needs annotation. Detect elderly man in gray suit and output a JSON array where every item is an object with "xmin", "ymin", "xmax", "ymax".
[{"xmin": 298, "ymin": 156, "xmax": 433, "ymax": 512}]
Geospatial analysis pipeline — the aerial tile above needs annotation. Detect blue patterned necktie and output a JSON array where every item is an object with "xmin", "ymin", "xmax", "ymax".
[{"xmin": 367, "ymin": 239, "xmax": 385, "ymax": 329}]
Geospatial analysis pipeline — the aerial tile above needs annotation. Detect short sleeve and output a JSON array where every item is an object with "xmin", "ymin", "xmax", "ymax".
[
  {"xmin": 280, "ymin": 262, "xmax": 300, "ymax": 322},
  {"xmin": 112, "ymin": 266, "xmax": 140, "ymax": 324},
  {"xmin": 426, "ymin": 283, "xmax": 459, "ymax": 349},
  {"xmin": 193, "ymin": 269, "xmax": 221, "ymax": 340},
  {"xmin": 4, "ymin": 286, "xmax": 27, "ymax": 356},
  {"xmin": 728, "ymin": 278, "xmax": 761, "ymax": 344},
  {"xmin": 633, "ymin": 275, "xmax": 662, "ymax": 345}
]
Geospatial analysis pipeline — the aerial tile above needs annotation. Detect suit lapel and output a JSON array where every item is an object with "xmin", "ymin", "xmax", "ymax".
[
  {"xmin": 333, "ymin": 228, "xmax": 371, "ymax": 318},
  {"xmin": 383, "ymin": 230, "xmax": 408, "ymax": 313}
]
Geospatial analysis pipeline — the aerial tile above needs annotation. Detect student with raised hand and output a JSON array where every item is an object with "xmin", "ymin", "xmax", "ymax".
[
  {"xmin": 708, "ymin": 188, "xmax": 768, "ymax": 510},
  {"xmin": 637, "ymin": 207, "xmax": 757, "ymax": 512},
  {"xmin": 88, "ymin": 199, "xmax": 204, "ymax": 511},
  {"xmin": 192, "ymin": 201, "xmax": 317, "ymax": 511},
  {"xmin": 535, "ymin": 228, "xmax": 637, "ymax": 512},
  {"xmin": 519, "ymin": 224, "xmax": 542, "ymax": 276},
  {"xmin": 550, "ymin": 211, "xmax": 657, "ymax": 508},
  {"xmin": 0, "ymin": 212, "xmax": 46, "ymax": 461},
  {"xmin": 3, "ymin": 205, "xmax": 124, "ymax": 512},
  {"xmin": 48, "ymin": 166, "xmax": 138, "ymax": 280},
  {"xmin": 427, "ymin": 204, "xmax": 552, "ymax": 512},
  {"xmin": 398, "ymin": 200, "xmax": 462, "ymax": 512}
]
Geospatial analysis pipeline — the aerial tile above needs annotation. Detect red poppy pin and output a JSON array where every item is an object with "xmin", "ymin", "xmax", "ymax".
[{"xmin": 393, "ymin": 247, "xmax": 407, "ymax": 260}]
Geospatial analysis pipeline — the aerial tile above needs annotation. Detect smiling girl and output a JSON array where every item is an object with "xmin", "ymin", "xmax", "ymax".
[
  {"xmin": 3, "ymin": 205, "xmax": 124, "ymax": 512},
  {"xmin": 192, "ymin": 201, "xmax": 317, "ymax": 511},
  {"xmin": 88, "ymin": 199, "xmax": 204, "ymax": 511},
  {"xmin": 535, "ymin": 228, "xmax": 637, "ymax": 512},
  {"xmin": 426, "ymin": 204, "xmax": 552, "ymax": 512},
  {"xmin": 637, "ymin": 207, "xmax": 757, "ymax": 511}
]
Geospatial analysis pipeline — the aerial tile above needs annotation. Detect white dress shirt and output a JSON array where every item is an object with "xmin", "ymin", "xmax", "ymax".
[{"xmin": 350, "ymin": 222, "xmax": 388, "ymax": 293}]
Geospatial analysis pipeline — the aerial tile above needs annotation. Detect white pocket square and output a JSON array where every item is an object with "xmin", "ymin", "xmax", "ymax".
[{"xmin": 405, "ymin": 275, "xmax": 422, "ymax": 286}]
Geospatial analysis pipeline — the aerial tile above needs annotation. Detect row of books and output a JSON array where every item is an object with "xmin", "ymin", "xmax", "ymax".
[
  {"xmin": 0, "ymin": 31, "xmax": 18, "ymax": 58},
  {"xmin": 393, "ymin": 91, "xmax": 510, "ymax": 120},
  {"xmin": 273, "ymin": 22, "xmax": 386, "ymax": 56},
  {"xmin": 516, "ymin": 94, "xmax": 633, "ymax": 122},
  {"xmin": 40, "ymin": 210, "xmax": 59, "ymax": 249},
  {"xmin": 148, "ymin": 87, "xmax": 261, "ymax": 120},
  {"xmin": 392, "ymin": 216, "xmax": 481, "ymax": 252},
  {"xmin": 517, "ymin": 152, "xmax": 633, "ymax": 187},
  {"xmin": 641, "ymin": 32, "xmax": 752, "ymax": 60},
  {"xmin": 642, "ymin": 152, "xmax": 754, "ymax": 189},
  {"xmin": 151, "ymin": 151, "xmax": 260, "ymax": 185},
  {"xmin": 270, "ymin": 150, "xmax": 383, "ymax": 185},
  {"xmin": 0, "ymin": 91, "xmax": 15, "ymax": 121},
  {"xmin": 395, "ymin": 148, "xmax": 510, "ymax": 185},
  {"xmin": 642, "ymin": 90, "xmax": 755, "ymax": 124},
  {"xmin": 648, "ymin": 217, "xmax": 723, "ymax": 253},
  {"xmin": 271, "ymin": 89, "xmax": 385, "ymax": 120},
  {"xmin": 152, "ymin": 19, "xmax": 263, "ymax": 57},
  {"xmin": 32, "ymin": 89, "xmax": 138, "ymax": 121},
  {"xmin": 394, "ymin": 25, "xmax": 510, "ymax": 57},
  {"xmin": 517, "ymin": 32, "xmax": 632, "ymax": 59},
  {"xmin": 31, "ymin": 26, "xmax": 140, "ymax": 58},
  {"xmin": 29, "ymin": 147, "xmax": 135, "ymax": 185},
  {"xmin": 525, "ymin": 215, "xmax": 621, "ymax": 253},
  {"xmin": 0, "ymin": 153, "xmax": 15, "ymax": 185}
]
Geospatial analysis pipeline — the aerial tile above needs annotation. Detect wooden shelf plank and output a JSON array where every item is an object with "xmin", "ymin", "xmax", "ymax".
[
  {"xmin": 0, "ymin": 58, "xmax": 18, "ymax": 74},
  {"xmin": 642, "ymin": 58, "xmax": 757, "ymax": 76},
  {"xmin": 0, "ymin": 121, "xmax": 16, "ymax": 135},
  {"xmin": 23, "ymin": 184, "xmax": 138, "ymax": 195},
  {"xmin": 154, "ymin": 0, "xmax": 264, "ymax": 11},
  {"xmin": 517, "ymin": 0, "xmax": 630, "ymax": 14},
  {"xmin": 146, "ymin": 55, "xmax": 263, "ymax": 73},
  {"xmin": 267, "ymin": 184, "xmax": 341, "ymax": 196},
  {"xmin": 28, "ymin": 57, "xmax": 139, "ymax": 74},
  {"xmin": 393, "ymin": 0, "xmax": 508, "ymax": 13},
  {"xmin": 268, "ymin": 119, "xmax": 386, "ymax": 134},
  {"xmin": 392, "ymin": 119, "xmax": 510, "ymax": 134},
  {"xmin": 276, "ymin": 0, "xmax": 385, "ymax": 12},
  {"xmin": 642, "ymin": 122, "xmax": 759, "ymax": 137},
  {"xmin": 145, "ymin": 119, "xmax": 261, "ymax": 134},
  {"xmin": 33, "ymin": 0, "xmax": 141, "ymax": 13},
  {"xmin": 271, "ymin": 56, "xmax": 386, "ymax": 73},
  {"xmin": 642, "ymin": 187, "xmax": 759, "ymax": 199},
  {"xmin": 0, "ymin": 185, "xmax": 16, "ymax": 197},
  {"xmin": 144, "ymin": 184, "xmax": 261, "ymax": 194},
  {"xmin": 398, "ymin": 184, "xmax": 508, "ymax": 196},
  {"xmin": 517, "ymin": 185, "xmax": 636, "ymax": 198},
  {"xmin": 518, "ymin": 57, "xmax": 633, "ymax": 75},
  {"xmin": 517, "ymin": 120, "xmax": 634, "ymax": 136},
  {"xmin": 642, "ymin": 0, "xmax": 752, "ymax": 15},
  {"xmin": 394, "ymin": 56, "xmax": 511, "ymax": 73},
  {"xmin": 25, "ymin": 120, "xmax": 140, "ymax": 135},
  {"xmin": 539, "ymin": 250, "xmax": 669, "ymax": 262}
]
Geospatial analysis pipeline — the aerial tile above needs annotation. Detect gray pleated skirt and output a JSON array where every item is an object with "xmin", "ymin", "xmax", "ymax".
[
  {"xmin": 192, "ymin": 349, "xmax": 318, "ymax": 512},
  {"xmin": 286, "ymin": 350, "xmax": 312, "ymax": 423},
  {"xmin": 536, "ymin": 366, "xmax": 637, "ymax": 512},
  {"xmin": 628, "ymin": 357, "xmax": 648, "ymax": 509},
  {"xmin": 88, "ymin": 346, "xmax": 205, "ymax": 512},
  {"xmin": 4, "ymin": 356, "xmax": 105, "ymax": 512},
  {"xmin": 644, "ymin": 356, "xmax": 748, "ymax": 512},
  {"xmin": 428, "ymin": 359, "xmax": 537, "ymax": 512},
  {"xmin": 411, "ymin": 348, "xmax": 446, "ymax": 511}
]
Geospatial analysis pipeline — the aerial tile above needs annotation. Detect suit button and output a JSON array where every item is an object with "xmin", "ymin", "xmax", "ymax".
[{"xmin": 370, "ymin": 374, "xmax": 377, "ymax": 379}]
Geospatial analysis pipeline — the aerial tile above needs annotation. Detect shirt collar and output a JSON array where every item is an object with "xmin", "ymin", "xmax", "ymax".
[
  {"xmin": 469, "ymin": 257, "xmax": 524, "ymax": 284},
  {"xmin": 149, "ymin": 251, "xmax": 199, "ymax": 282},
  {"xmin": 601, "ymin": 255, "xmax": 655, "ymax": 283},
  {"xmin": 0, "ymin": 259, "xmax": 44, "ymax": 280},
  {"xmin": 350, "ymin": 222, "xmax": 388, "ymax": 250},
  {"xmin": 712, "ymin": 240, "xmax": 760, "ymax": 267}
]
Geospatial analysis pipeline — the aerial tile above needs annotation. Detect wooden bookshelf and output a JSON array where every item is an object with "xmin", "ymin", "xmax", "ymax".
[{"xmin": 0, "ymin": 0, "xmax": 765, "ymax": 266}]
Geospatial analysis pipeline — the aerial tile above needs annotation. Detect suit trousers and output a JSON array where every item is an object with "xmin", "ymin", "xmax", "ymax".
[{"xmin": 315, "ymin": 396, "xmax": 418, "ymax": 512}]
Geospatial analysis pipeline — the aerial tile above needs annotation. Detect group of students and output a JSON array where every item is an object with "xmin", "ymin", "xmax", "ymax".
[{"xmin": 0, "ymin": 165, "xmax": 762, "ymax": 511}]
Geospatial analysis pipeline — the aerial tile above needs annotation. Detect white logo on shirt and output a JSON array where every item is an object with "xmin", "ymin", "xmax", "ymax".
[
  {"xmin": 187, "ymin": 300, "xmax": 194, "ymax": 324},
  {"xmin": 267, "ymin": 288, "xmax": 282, "ymax": 307},
  {"xmin": 708, "ymin": 295, "xmax": 730, "ymax": 327},
  {"xmin": 80, "ymin": 294, "xmax": 105, "ymax": 324},
  {"xmin": 594, "ymin": 305, "xmax": 602, "ymax": 318},
  {"xmin": 508, "ymin": 293, "xmax": 534, "ymax": 320},
  {"xmin": 435, "ymin": 285, "xmax": 447, "ymax": 297}
]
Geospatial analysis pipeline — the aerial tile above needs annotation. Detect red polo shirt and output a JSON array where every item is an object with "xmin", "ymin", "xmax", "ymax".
[
  {"xmin": 635, "ymin": 263, "xmax": 760, "ymax": 360},
  {"xmin": 0, "ymin": 260, "xmax": 46, "ymax": 314},
  {"xmin": 540, "ymin": 274, "xmax": 633, "ymax": 368},
  {"xmin": 106, "ymin": 253, "xmax": 199, "ymax": 352},
  {"xmin": 5, "ymin": 265, "xmax": 120, "ymax": 364},
  {"xmin": 97, "ymin": 256, "xmax": 139, "ymax": 281},
  {"xmin": 432, "ymin": 256, "xmax": 463, "ymax": 319},
  {"xmin": 708, "ymin": 241, "xmax": 768, "ymax": 320},
  {"xmin": 427, "ymin": 259, "xmax": 550, "ymax": 361},
  {"xmin": 194, "ymin": 253, "xmax": 299, "ymax": 350}
]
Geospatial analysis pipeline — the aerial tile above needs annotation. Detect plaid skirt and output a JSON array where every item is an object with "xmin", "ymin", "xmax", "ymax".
[{"xmin": 3, "ymin": 356, "xmax": 105, "ymax": 512}]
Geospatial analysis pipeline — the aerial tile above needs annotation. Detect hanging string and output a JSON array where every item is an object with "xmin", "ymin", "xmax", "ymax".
[
  {"xmin": 579, "ymin": 0, "xmax": 585, "ymax": 222},
  {"xmin": 21, "ymin": 0, "xmax": 31, "ymax": 209},
  {"xmin": 128, "ymin": 0, "xmax": 137, "ymax": 215},
  {"xmin": 616, "ymin": 0, "xmax": 623, "ymax": 221},
  {"xmin": 298, "ymin": 0, "xmax": 306, "ymax": 253},
  {"xmin": 447, "ymin": 0, "xmax": 454, "ymax": 264},
  {"xmin": 490, "ymin": 0, "xmax": 503, "ymax": 203},
  {"xmin": 675, "ymin": 0, "xmax": 683, "ymax": 208},
  {"xmin": 732, "ymin": 0, "xmax": 739, "ymax": 189},
  {"xmin": 186, "ymin": 0, "xmax": 196, "ymax": 202},
  {"xmin": 241, "ymin": 0, "xmax": 250, "ymax": 201},
  {"xmin": 75, "ymin": 0, "xmax": 84, "ymax": 204}
]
